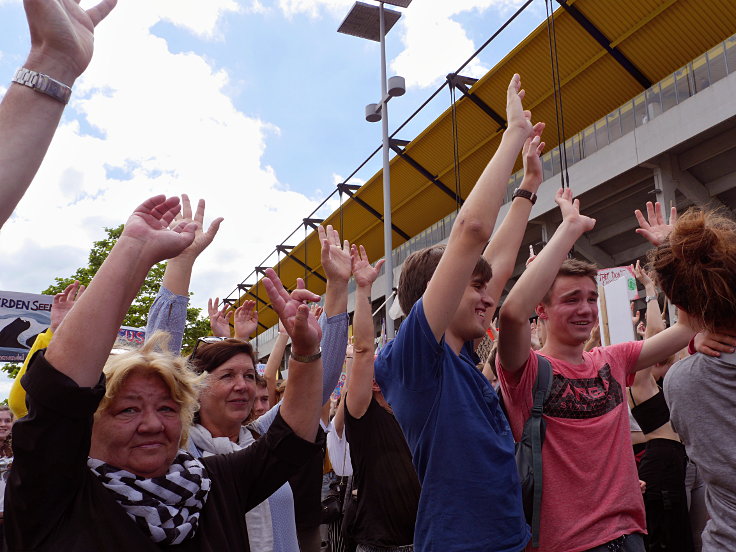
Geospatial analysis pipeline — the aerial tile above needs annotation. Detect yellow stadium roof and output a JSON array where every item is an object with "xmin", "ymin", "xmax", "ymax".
[{"xmin": 231, "ymin": 0, "xmax": 736, "ymax": 335}]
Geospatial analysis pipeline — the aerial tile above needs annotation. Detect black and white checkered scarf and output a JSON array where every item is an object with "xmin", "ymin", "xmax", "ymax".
[{"xmin": 88, "ymin": 451, "xmax": 211, "ymax": 545}]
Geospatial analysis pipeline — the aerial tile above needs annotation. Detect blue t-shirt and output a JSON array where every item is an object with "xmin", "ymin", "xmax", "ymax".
[{"xmin": 375, "ymin": 299, "xmax": 529, "ymax": 552}]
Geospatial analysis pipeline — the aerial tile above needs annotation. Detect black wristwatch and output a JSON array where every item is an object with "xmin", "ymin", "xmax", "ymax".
[{"xmin": 512, "ymin": 187, "xmax": 537, "ymax": 205}]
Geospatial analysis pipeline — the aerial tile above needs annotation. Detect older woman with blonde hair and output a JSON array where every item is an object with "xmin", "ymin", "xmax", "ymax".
[{"xmin": 6, "ymin": 195, "xmax": 324, "ymax": 551}]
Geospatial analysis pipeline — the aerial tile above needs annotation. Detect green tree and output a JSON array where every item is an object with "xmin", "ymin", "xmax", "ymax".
[
  {"xmin": 43, "ymin": 225, "xmax": 210, "ymax": 353},
  {"xmin": 1, "ymin": 363, "xmax": 20, "ymax": 379}
]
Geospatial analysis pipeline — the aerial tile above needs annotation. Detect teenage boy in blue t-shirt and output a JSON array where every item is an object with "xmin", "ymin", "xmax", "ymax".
[{"xmin": 375, "ymin": 74, "xmax": 542, "ymax": 552}]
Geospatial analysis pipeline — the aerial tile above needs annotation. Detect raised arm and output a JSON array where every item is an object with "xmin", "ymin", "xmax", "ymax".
[
  {"xmin": 345, "ymin": 245, "xmax": 385, "ymax": 419},
  {"xmin": 264, "ymin": 323, "xmax": 289, "ymax": 408},
  {"xmin": 423, "ymin": 74, "xmax": 533, "ymax": 342},
  {"xmin": 630, "ymin": 262, "xmax": 665, "ymax": 398},
  {"xmin": 0, "ymin": 0, "xmax": 117, "ymax": 228},
  {"xmin": 146, "ymin": 195, "xmax": 223, "ymax": 352},
  {"xmin": 45, "ymin": 195, "xmax": 197, "ymax": 386},
  {"xmin": 630, "ymin": 204, "xmax": 695, "ymax": 371},
  {"xmin": 484, "ymin": 124, "xmax": 545, "ymax": 305},
  {"xmin": 262, "ymin": 269, "xmax": 322, "ymax": 442},
  {"xmin": 318, "ymin": 225, "xmax": 350, "ymax": 403},
  {"xmin": 498, "ymin": 188, "xmax": 596, "ymax": 373},
  {"xmin": 9, "ymin": 281, "xmax": 86, "ymax": 418}
]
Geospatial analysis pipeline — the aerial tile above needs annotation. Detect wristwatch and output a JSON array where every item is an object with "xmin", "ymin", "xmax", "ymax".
[
  {"xmin": 645, "ymin": 295, "xmax": 657, "ymax": 303},
  {"xmin": 290, "ymin": 349, "xmax": 322, "ymax": 363},
  {"xmin": 12, "ymin": 67, "xmax": 72, "ymax": 104},
  {"xmin": 512, "ymin": 187, "xmax": 537, "ymax": 205}
]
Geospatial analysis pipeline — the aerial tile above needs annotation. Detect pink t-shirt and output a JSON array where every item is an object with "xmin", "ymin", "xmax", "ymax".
[{"xmin": 498, "ymin": 342, "xmax": 645, "ymax": 552}]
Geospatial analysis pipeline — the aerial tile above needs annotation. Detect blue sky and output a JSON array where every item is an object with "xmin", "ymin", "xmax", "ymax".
[{"xmin": 0, "ymin": 0, "xmax": 548, "ymax": 396}]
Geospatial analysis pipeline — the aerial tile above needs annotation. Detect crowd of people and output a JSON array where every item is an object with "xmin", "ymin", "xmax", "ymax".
[{"xmin": 1, "ymin": 1, "xmax": 735, "ymax": 551}]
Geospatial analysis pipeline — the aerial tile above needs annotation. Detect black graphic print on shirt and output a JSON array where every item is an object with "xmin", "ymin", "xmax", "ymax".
[{"xmin": 543, "ymin": 364, "xmax": 623, "ymax": 419}]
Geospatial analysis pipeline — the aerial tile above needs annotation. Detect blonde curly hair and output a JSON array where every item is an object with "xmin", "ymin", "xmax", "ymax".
[{"xmin": 96, "ymin": 332, "xmax": 205, "ymax": 446}]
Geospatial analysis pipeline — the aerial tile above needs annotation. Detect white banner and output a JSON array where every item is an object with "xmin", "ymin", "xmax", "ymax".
[{"xmin": 0, "ymin": 291, "xmax": 53, "ymax": 362}]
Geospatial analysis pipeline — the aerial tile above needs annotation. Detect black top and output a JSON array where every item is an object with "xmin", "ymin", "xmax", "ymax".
[
  {"xmin": 6, "ymin": 350, "xmax": 320, "ymax": 551},
  {"xmin": 288, "ymin": 425, "xmax": 326, "ymax": 529},
  {"xmin": 630, "ymin": 388, "xmax": 671, "ymax": 434},
  {"xmin": 344, "ymin": 396, "xmax": 420, "ymax": 547}
]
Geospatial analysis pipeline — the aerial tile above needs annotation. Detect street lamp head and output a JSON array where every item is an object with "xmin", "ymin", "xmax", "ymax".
[
  {"xmin": 337, "ymin": 2, "xmax": 401, "ymax": 42},
  {"xmin": 379, "ymin": 0, "xmax": 412, "ymax": 7},
  {"xmin": 365, "ymin": 103, "xmax": 382, "ymax": 122},
  {"xmin": 388, "ymin": 75, "xmax": 406, "ymax": 97}
]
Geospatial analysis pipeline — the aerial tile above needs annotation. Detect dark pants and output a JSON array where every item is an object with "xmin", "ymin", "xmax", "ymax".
[{"xmin": 638, "ymin": 439, "xmax": 694, "ymax": 552}]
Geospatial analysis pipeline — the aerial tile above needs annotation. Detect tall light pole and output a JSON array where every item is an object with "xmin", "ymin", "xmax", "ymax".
[{"xmin": 338, "ymin": 0, "xmax": 411, "ymax": 340}]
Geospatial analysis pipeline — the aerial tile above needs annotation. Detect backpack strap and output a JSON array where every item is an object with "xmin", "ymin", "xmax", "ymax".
[{"xmin": 530, "ymin": 354, "xmax": 553, "ymax": 547}]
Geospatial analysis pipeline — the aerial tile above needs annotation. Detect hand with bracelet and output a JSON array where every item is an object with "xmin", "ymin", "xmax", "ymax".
[
  {"xmin": 1, "ymin": 0, "xmax": 118, "ymax": 228},
  {"xmin": 262, "ymin": 268, "xmax": 322, "ymax": 361}
]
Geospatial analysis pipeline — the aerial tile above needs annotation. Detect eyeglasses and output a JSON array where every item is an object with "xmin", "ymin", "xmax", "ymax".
[{"xmin": 189, "ymin": 336, "xmax": 229, "ymax": 360}]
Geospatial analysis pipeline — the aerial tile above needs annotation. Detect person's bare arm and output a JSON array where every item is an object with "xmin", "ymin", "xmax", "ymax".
[
  {"xmin": 160, "ymin": 195, "xmax": 223, "ymax": 296},
  {"xmin": 498, "ymin": 188, "xmax": 596, "ymax": 373},
  {"xmin": 319, "ymin": 225, "xmax": 351, "ymax": 318},
  {"xmin": 631, "ymin": 262, "xmax": 665, "ymax": 399},
  {"xmin": 634, "ymin": 311, "xmax": 694, "ymax": 372},
  {"xmin": 0, "ymin": 0, "xmax": 117, "ymax": 228},
  {"xmin": 345, "ymin": 245, "xmax": 385, "ymax": 419},
  {"xmin": 263, "ymin": 269, "xmax": 323, "ymax": 442},
  {"xmin": 45, "ymin": 196, "xmax": 197, "ymax": 386},
  {"xmin": 264, "ymin": 324, "xmax": 289, "ymax": 408},
  {"xmin": 423, "ymin": 74, "xmax": 533, "ymax": 341},
  {"xmin": 484, "ymin": 125, "xmax": 545, "ymax": 305}
]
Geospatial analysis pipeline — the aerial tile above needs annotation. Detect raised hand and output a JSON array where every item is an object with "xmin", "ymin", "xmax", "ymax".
[
  {"xmin": 632, "ymin": 259, "xmax": 654, "ymax": 288},
  {"xmin": 634, "ymin": 201, "xmax": 677, "ymax": 246},
  {"xmin": 121, "ymin": 195, "xmax": 197, "ymax": 263},
  {"xmin": 506, "ymin": 73, "xmax": 533, "ymax": 137},
  {"xmin": 319, "ymin": 225, "xmax": 352, "ymax": 283},
  {"xmin": 262, "ymin": 268, "xmax": 322, "ymax": 356},
  {"xmin": 521, "ymin": 123, "xmax": 546, "ymax": 188},
  {"xmin": 170, "ymin": 194, "xmax": 223, "ymax": 262},
  {"xmin": 351, "ymin": 244, "xmax": 385, "ymax": 288},
  {"xmin": 555, "ymin": 188, "xmax": 596, "ymax": 233},
  {"xmin": 232, "ymin": 300, "xmax": 258, "ymax": 340},
  {"xmin": 23, "ymin": 0, "xmax": 118, "ymax": 84},
  {"xmin": 50, "ymin": 280, "xmax": 85, "ymax": 332},
  {"xmin": 207, "ymin": 297, "xmax": 231, "ymax": 338}
]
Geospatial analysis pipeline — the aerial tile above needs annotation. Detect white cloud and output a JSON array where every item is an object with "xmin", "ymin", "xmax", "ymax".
[
  {"xmin": 274, "ymin": 0, "xmax": 527, "ymax": 89},
  {"xmin": 0, "ymin": 1, "xmax": 320, "ymax": 313}
]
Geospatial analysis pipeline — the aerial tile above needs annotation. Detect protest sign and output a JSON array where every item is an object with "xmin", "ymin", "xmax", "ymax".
[{"xmin": 0, "ymin": 291, "xmax": 53, "ymax": 362}]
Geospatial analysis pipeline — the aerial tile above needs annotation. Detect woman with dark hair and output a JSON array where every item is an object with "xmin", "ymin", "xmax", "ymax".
[
  {"xmin": 187, "ymin": 337, "xmax": 292, "ymax": 552},
  {"xmin": 5, "ymin": 195, "xmax": 325, "ymax": 551},
  {"xmin": 648, "ymin": 206, "xmax": 736, "ymax": 551}
]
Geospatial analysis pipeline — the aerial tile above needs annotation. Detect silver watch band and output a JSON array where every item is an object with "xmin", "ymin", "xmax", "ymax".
[{"xmin": 12, "ymin": 67, "xmax": 72, "ymax": 104}]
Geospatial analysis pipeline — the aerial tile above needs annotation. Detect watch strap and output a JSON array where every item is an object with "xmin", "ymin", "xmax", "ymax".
[
  {"xmin": 645, "ymin": 295, "xmax": 657, "ymax": 303},
  {"xmin": 12, "ymin": 67, "xmax": 72, "ymax": 105},
  {"xmin": 290, "ymin": 349, "xmax": 322, "ymax": 363},
  {"xmin": 512, "ymin": 187, "xmax": 537, "ymax": 205}
]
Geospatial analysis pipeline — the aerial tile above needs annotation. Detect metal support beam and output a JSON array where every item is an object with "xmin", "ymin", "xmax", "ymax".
[
  {"xmin": 276, "ymin": 245, "xmax": 294, "ymax": 254},
  {"xmin": 337, "ymin": 183, "xmax": 411, "ymax": 240},
  {"xmin": 303, "ymin": 218, "xmax": 324, "ymax": 230},
  {"xmin": 447, "ymin": 73, "xmax": 506, "ymax": 130},
  {"xmin": 556, "ymin": 1, "xmax": 651, "ymax": 89},
  {"xmin": 612, "ymin": 242, "xmax": 651, "ymax": 266},
  {"xmin": 389, "ymin": 140, "xmax": 464, "ymax": 206},
  {"xmin": 286, "ymin": 255, "xmax": 327, "ymax": 283},
  {"xmin": 575, "ymin": 235, "xmax": 616, "ymax": 267}
]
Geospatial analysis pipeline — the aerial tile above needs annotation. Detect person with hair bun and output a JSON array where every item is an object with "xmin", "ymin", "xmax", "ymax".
[{"xmin": 654, "ymin": 207, "xmax": 736, "ymax": 551}]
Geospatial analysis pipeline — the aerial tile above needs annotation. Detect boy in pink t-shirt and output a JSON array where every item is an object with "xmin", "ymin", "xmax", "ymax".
[{"xmin": 497, "ymin": 193, "xmax": 695, "ymax": 552}]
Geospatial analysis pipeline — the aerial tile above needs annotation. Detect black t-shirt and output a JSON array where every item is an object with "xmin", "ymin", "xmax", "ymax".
[
  {"xmin": 288, "ymin": 425, "xmax": 326, "ymax": 529},
  {"xmin": 6, "ymin": 350, "xmax": 320, "ymax": 551},
  {"xmin": 344, "ymin": 396, "xmax": 420, "ymax": 547}
]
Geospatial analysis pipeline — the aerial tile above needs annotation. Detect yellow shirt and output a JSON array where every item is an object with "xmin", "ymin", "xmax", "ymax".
[{"xmin": 9, "ymin": 329, "xmax": 53, "ymax": 418}]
